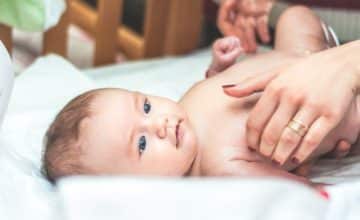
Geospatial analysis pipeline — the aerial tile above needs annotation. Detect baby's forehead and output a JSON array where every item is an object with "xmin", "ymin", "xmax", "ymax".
[
  {"xmin": 91, "ymin": 88, "xmax": 134, "ymax": 107},
  {"xmin": 85, "ymin": 88, "xmax": 136, "ymax": 139}
]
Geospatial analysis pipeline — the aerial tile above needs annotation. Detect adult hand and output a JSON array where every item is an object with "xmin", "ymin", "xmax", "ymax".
[
  {"xmin": 217, "ymin": 0, "xmax": 273, "ymax": 53},
  {"xmin": 223, "ymin": 42, "xmax": 360, "ymax": 165}
]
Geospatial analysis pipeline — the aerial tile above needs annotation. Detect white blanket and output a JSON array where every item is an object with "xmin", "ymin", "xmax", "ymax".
[
  {"xmin": 58, "ymin": 177, "xmax": 327, "ymax": 220},
  {"xmin": 1, "ymin": 52, "xmax": 360, "ymax": 220}
]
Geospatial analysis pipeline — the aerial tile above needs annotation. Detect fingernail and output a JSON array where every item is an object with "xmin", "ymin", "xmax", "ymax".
[
  {"xmin": 222, "ymin": 84, "xmax": 236, "ymax": 88},
  {"xmin": 248, "ymin": 146, "xmax": 255, "ymax": 152},
  {"xmin": 271, "ymin": 159, "xmax": 280, "ymax": 166},
  {"xmin": 291, "ymin": 157, "xmax": 300, "ymax": 165},
  {"xmin": 319, "ymin": 190, "xmax": 330, "ymax": 200},
  {"xmin": 222, "ymin": 84, "xmax": 236, "ymax": 89}
]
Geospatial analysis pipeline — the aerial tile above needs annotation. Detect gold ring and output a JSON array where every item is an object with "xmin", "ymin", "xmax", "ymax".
[{"xmin": 287, "ymin": 119, "xmax": 308, "ymax": 137}]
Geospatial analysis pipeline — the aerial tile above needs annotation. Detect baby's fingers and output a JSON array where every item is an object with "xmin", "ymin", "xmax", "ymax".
[
  {"xmin": 222, "ymin": 46, "xmax": 244, "ymax": 61},
  {"xmin": 330, "ymin": 139, "xmax": 351, "ymax": 159}
]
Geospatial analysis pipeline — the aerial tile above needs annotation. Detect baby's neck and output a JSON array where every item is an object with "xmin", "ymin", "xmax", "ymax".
[{"xmin": 187, "ymin": 150, "xmax": 202, "ymax": 176}]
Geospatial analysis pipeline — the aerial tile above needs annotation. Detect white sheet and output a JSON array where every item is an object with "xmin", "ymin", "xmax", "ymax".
[
  {"xmin": 326, "ymin": 181, "xmax": 360, "ymax": 220},
  {"xmin": 1, "ymin": 51, "xmax": 360, "ymax": 220},
  {"xmin": 58, "ymin": 177, "xmax": 326, "ymax": 220}
]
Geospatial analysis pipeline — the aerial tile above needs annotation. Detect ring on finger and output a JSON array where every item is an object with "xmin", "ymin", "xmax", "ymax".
[{"xmin": 287, "ymin": 119, "xmax": 308, "ymax": 137}]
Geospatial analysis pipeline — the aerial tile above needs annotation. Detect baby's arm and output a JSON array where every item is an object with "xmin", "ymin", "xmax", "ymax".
[
  {"xmin": 274, "ymin": 6, "xmax": 335, "ymax": 55},
  {"xmin": 206, "ymin": 36, "xmax": 244, "ymax": 78},
  {"xmin": 224, "ymin": 160, "xmax": 310, "ymax": 185}
]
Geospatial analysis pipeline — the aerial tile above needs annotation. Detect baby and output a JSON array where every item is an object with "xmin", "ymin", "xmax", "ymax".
[{"xmin": 43, "ymin": 6, "xmax": 359, "ymax": 184}]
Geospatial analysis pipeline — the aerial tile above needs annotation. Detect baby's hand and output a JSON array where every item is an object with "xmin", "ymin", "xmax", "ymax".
[
  {"xmin": 206, "ymin": 36, "xmax": 244, "ymax": 78},
  {"xmin": 327, "ymin": 139, "xmax": 352, "ymax": 159},
  {"xmin": 294, "ymin": 139, "xmax": 351, "ymax": 177}
]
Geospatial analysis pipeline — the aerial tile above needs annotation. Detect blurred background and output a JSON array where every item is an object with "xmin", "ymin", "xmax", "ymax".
[
  {"xmin": 2, "ymin": 0, "xmax": 360, "ymax": 72},
  {"xmin": 6, "ymin": 0, "xmax": 218, "ymax": 72}
]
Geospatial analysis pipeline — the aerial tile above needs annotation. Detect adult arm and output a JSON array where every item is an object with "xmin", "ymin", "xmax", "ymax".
[{"xmin": 217, "ymin": 0, "xmax": 274, "ymax": 53}]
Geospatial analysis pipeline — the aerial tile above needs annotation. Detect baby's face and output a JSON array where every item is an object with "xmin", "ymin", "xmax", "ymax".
[{"xmin": 81, "ymin": 89, "xmax": 197, "ymax": 176}]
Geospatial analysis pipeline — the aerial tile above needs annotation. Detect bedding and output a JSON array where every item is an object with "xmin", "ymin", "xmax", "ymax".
[
  {"xmin": 1, "ymin": 48, "xmax": 360, "ymax": 219},
  {"xmin": 0, "ymin": 0, "xmax": 65, "ymax": 31}
]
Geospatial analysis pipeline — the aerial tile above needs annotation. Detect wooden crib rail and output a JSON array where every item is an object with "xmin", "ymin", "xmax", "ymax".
[
  {"xmin": 69, "ymin": 0, "xmax": 203, "ymax": 61},
  {"xmin": 0, "ymin": 0, "xmax": 203, "ymax": 66},
  {"xmin": 0, "ymin": 24, "xmax": 12, "ymax": 54},
  {"xmin": 0, "ymin": 20, "xmax": 68, "ymax": 58}
]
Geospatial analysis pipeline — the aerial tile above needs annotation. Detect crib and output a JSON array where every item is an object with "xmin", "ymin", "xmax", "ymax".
[{"xmin": 0, "ymin": 0, "xmax": 203, "ymax": 66}]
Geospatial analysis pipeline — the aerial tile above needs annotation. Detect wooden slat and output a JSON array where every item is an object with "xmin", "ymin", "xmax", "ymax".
[
  {"xmin": 42, "ymin": 0, "xmax": 70, "ymax": 57},
  {"xmin": 165, "ymin": 0, "xmax": 203, "ymax": 55},
  {"xmin": 67, "ymin": 0, "xmax": 203, "ymax": 62},
  {"xmin": 70, "ymin": 0, "xmax": 144, "ymax": 60},
  {"xmin": 0, "ymin": 24, "xmax": 12, "ymax": 55},
  {"xmin": 94, "ymin": 0, "xmax": 123, "ymax": 66},
  {"xmin": 143, "ymin": 0, "xmax": 170, "ymax": 58},
  {"xmin": 117, "ymin": 26, "xmax": 144, "ymax": 59},
  {"xmin": 70, "ymin": 1, "xmax": 97, "ymax": 31}
]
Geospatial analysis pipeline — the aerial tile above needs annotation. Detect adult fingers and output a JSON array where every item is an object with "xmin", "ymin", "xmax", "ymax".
[
  {"xmin": 234, "ymin": 16, "xmax": 249, "ymax": 52},
  {"xmin": 217, "ymin": 0, "xmax": 238, "ymax": 35},
  {"xmin": 256, "ymin": 15, "xmax": 271, "ymax": 43},
  {"xmin": 246, "ymin": 86, "xmax": 279, "ymax": 151},
  {"xmin": 291, "ymin": 116, "xmax": 338, "ymax": 165},
  {"xmin": 242, "ymin": 17, "xmax": 257, "ymax": 53},
  {"xmin": 258, "ymin": 100, "xmax": 298, "ymax": 158},
  {"xmin": 271, "ymin": 108, "xmax": 318, "ymax": 165},
  {"xmin": 222, "ymin": 71, "xmax": 278, "ymax": 97}
]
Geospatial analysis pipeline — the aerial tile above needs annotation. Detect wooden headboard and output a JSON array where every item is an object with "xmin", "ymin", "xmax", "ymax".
[{"xmin": 0, "ymin": 0, "xmax": 203, "ymax": 66}]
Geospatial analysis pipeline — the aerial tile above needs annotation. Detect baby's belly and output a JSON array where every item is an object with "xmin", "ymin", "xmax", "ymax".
[{"xmin": 203, "ymin": 110, "xmax": 270, "ymax": 165}]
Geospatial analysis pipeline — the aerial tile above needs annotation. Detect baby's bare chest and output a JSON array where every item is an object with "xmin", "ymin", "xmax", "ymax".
[{"xmin": 182, "ymin": 89, "xmax": 264, "ymax": 167}]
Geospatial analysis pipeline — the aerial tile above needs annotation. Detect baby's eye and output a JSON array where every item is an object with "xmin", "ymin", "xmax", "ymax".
[
  {"xmin": 143, "ymin": 98, "xmax": 151, "ymax": 114},
  {"xmin": 138, "ymin": 135, "xmax": 147, "ymax": 155}
]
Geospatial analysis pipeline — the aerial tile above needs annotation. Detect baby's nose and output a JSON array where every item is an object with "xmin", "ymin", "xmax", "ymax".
[{"xmin": 149, "ymin": 116, "xmax": 168, "ymax": 138}]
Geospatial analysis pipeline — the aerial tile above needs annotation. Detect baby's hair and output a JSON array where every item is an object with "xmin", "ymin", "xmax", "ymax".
[{"xmin": 42, "ymin": 89, "xmax": 106, "ymax": 183}]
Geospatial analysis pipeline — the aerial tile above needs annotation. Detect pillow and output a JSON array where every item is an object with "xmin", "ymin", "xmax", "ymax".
[{"xmin": 7, "ymin": 54, "xmax": 95, "ymax": 115}]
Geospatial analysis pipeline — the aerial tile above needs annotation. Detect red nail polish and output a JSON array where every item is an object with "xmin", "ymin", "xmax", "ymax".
[
  {"xmin": 222, "ymin": 84, "xmax": 236, "ymax": 88},
  {"xmin": 319, "ymin": 190, "xmax": 330, "ymax": 200},
  {"xmin": 272, "ymin": 159, "xmax": 280, "ymax": 166},
  {"xmin": 248, "ymin": 147, "xmax": 255, "ymax": 152},
  {"xmin": 291, "ymin": 157, "xmax": 300, "ymax": 164}
]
